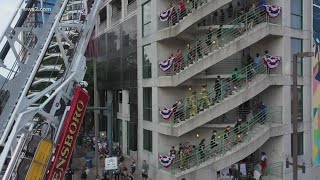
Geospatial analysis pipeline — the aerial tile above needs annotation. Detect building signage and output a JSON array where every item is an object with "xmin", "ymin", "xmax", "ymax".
[{"xmin": 47, "ymin": 87, "xmax": 89, "ymax": 180}]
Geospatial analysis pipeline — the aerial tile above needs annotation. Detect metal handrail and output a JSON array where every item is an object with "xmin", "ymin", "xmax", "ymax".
[
  {"xmin": 158, "ymin": 0, "xmax": 205, "ymax": 30},
  {"xmin": 166, "ymin": 107, "xmax": 282, "ymax": 175},
  {"xmin": 160, "ymin": 61, "xmax": 269, "ymax": 126},
  {"xmin": 159, "ymin": 6, "xmax": 272, "ymax": 76}
]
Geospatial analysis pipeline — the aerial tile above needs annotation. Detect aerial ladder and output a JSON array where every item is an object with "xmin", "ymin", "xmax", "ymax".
[{"xmin": 0, "ymin": 0, "xmax": 101, "ymax": 179}]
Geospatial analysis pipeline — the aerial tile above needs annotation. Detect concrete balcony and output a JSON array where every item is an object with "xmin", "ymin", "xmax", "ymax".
[
  {"xmin": 157, "ymin": 23, "xmax": 283, "ymax": 87},
  {"xmin": 154, "ymin": 75, "xmax": 276, "ymax": 137},
  {"xmin": 155, "ymin": 0, "xmax": 232, "ymax": 42}
]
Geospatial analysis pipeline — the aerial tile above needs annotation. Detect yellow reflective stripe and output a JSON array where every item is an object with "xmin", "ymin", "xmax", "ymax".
[{"xmin": 26, "ymin": 139, "xmax": 53, "ymax": 180}]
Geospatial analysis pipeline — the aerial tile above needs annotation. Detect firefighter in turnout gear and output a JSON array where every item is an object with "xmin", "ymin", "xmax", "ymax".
[
  {"xmin": 200, "ymin": 84, "xmax": 210, "ymax": 110},
  {"xmin": 187, "ymin": 90, "xmax": 197, "ymax": 117}
]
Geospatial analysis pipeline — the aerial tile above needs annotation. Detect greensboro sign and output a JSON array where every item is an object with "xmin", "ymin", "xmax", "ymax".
[{"xmin": 47, "ymin": 87, "xmax": 89, "ymax": 180}]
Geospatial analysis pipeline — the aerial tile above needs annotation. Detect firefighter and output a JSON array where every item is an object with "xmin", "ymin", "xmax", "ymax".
[
  {"xmin": 187, "ymin": 90, "xmax": 197, "ymax": 117},
  {"xmin": 200, "ymin": 84, "xmax": 210, "ymax": 110}
]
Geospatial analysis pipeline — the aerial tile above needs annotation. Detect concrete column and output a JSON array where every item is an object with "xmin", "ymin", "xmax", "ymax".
[
  {"xmin": 281, "ymin": 0, "xmax": 291, "ymax": 27},
  {"xmin": 122, "ymin": 0, "xmax": 128, "ymax": 18},
  {"xmin": 282, "ymin": 37, "xmax": 292, "ymax": 76},
  {"xmin": 107, "ymin": 3, "xmax": 112, "ymax": 27},
  {"xmin": 122, "ymin": 120, "xmax": 128, "ymax": 155},
  {"xmin": 122, "ymin": 90, "xmax": 129, "ymax": 115}
]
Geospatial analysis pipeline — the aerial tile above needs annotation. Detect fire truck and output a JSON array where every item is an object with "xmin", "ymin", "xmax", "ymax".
[{"xmin": 0, "ymin": 0, "xmax": 100, "ymax": 179}]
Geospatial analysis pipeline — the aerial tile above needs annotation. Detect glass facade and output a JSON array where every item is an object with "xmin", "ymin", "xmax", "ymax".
[
  {"xmin": 94, "ymin": 16, "xmax": 138, "ymax": 151},
  {"xmin": 291, "ymin": 0, "xmax": 303, "ymax": 29},
  {"xmin": 143, "ymin": 129, "xmax": 152, "ymax": 152},
  {"xmin": 291, "ymin": 38, "xmax": 303, "ymax": 76},
  {"xmin": 142, "ymin": 1, "xmax": 152, "ymax": 37},
  {"xmin": 143, "ymin": 44, "xmax": 152, "ymax": 79},
  {"xmin": 143, "ymin": 88, "xmax": 152, "ymax": 121}
]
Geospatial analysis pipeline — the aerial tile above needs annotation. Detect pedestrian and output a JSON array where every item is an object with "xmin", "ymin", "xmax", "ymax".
[
  {"xmin": 260, "ymin": 152, "xmax": 267, "ymax": 175},
  {"xmin": 205, "ymin": 27, "xmax": 213, "ymax": 54},
  {"xmin": 141, "ymin": 160, "xmax": 149, "ymax": 180},
  {"xmin": 199, "ymin": 139, "xmax": 206, "ymax": 161},
  {"xmin": 65, "ymin": 168, "xmax": 74, "ymax": 180},
  {"xmin": 127, "ymin": 172, "xmax": 134, "ymax": 180},
  {"xmin": 254, "ymin": 162, "xmax": 262, "ymax": 180},
  {"xmin": 120, "ymin": 162, "xmax": 126, "ymax": 180},
  {"xmin": 81, "ymin": 169, "xmax": 87, "ymax": 180},
  {"xmin": 178, "ymin": 0, "xmax": 186, "ymax": 20},
  {"xmin": 210, "ymin": 130, "xmax": 218, "ymax": 149},
  {"xmin": 131, "ymin": 159, "xmax": 136, "ymax": 174},
  {"xmin": 96, "ymin": 175, "xmax": 101, "ymax": 180},
  {"xmin": 214, "ymin": 76, "xmax": 221, "ymax": 103},
  {"xmin": 254, "ymin": 53, "xmax": 263, "ymax": 73},
  {"xmin": 169, "ymin": 146, "xmax": 177, "ymax": 157},
  {"xmin": 234, "ymin": 118, "xmax": 243, "ymax": 142},
  {"xmin": 174, "ymin": 49, "xmax": 183, "ymax": 72},
  {"xmin": 231, "ymin": 68, "xmax": 239, "ymax": 89},
  {"xmin": 217, "ymin": 25, "xmax": 223, "ymax": 47},
  {"xmin": 258, "ymin": 102, "xmax": 267, "ymax": 123},
  {"xmin": 196, "ymin": 39, "xmax": 202, "ymax": 59},
  {"xmin": 114, "ymin": 164, "xmax": 121, "ymax": 180}
]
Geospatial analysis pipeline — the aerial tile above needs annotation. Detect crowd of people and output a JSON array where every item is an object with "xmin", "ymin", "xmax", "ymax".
[
  {"xmin": 168, "ymin": 101, "xmax": 268, "ymax": 172},
  {"xmin": 170, "ymin": 50, "xmax": 270, "ymax": 124},
  {"xmin": 161, "ymin": 0, "xmax": 269, "ymax": 74}
]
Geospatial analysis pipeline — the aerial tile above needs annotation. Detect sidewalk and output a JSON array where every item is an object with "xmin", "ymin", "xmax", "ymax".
[{"xmin": 71, "ymin": 146, "xmax": 142, "ymax": 179}]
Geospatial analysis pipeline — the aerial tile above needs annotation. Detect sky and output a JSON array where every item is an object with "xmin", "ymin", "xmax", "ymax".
[{"xmin": 0, "ymin": 0, "xmax": 24, "ymax": 77}]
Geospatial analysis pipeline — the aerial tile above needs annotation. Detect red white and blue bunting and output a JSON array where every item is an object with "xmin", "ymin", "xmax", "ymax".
[
  {"xmin": 159, "ymin": 7, "xmax": 175, "ymax": 22},
  {"xmin": 159, "ymin": 155, "xmax": 175, "ymax": 168},
  {"xmin": 264, "ymin": 5, "xmax": 282, "ymax": 18},
  {"xmin": 264, "ymin": 56, "xmax": 281, "ymax": 69},
  {"xmin": 159, "ymin": 107, "xmax": 177, "ymax": 120},
  {"xmin": 159, "ymin": 57, "xmax": 174, "ymax": 72}
]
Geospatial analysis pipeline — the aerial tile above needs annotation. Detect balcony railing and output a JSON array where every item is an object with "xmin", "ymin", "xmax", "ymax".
[
  {"xmin": 163, "ymin": 107, "xmax": 282, "ymax": 175},
  {"xmin": 158, "ymin": 6, "xmax": 273, "ymax": 76},
  {"xmin": 159, "ymin": 61, "xmax": 269, "ymax": 126},
  {"xmin": 127, "ymin": 0, "xmax": 137, "ymax": 15},
  {"xmin": 158, "ymin": 0, "xmax": 207, "ymax": 30}
]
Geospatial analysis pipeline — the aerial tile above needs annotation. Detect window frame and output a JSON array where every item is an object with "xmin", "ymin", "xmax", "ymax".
[
  {"xmin": 290, "ymin": 0, "xmax": 303, "ymax": 29},
  {"xmin": 291, "ymin": 38, "xmax": 303, "ymax": 76},
  {"xmin": 99, "ymin": 6, "xmax": 107, "ymax": 24},
  {"xmin": 142, "ymin": 44, "xmax": 152, "ymax": 79},
  {"xmin": 142, "ymin": 0, "xmax": 152, "ymax": 37},
  {"xmin": 143, "ymin": 129, "xmax": 153, "ymax": 152},
  {"xmin": 291, "ymin": 132, "xmax": 304, "ymax": 156},
  {"xmin": 143, "ymin": 87, "xmax": 152, "ymax": 122}
]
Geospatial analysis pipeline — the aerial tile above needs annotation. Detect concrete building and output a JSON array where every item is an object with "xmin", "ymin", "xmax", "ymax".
[{"xmin": 95, "ymin": 0, "xmax": 320, "ymax": 179}]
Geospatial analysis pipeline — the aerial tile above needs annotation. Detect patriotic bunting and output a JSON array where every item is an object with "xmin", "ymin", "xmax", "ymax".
[
  {"xmin": 159, "ymin": 155, "xmax": 175, "ymax": 168},
  {"xmin": 264, "ymin": 56, "xmax": 281, "ymax": 69},
  {"xmin": 264, "ymin": 5, "xmax": 282, "ymax": 18},
  {"xmin": 159, "ymin": 7, "xmax": 175, "ymax": 22},
  {"xmin": 159, "ymin": 57, "xmax": 174, "ymax": 72},
  {"xmin": 159, "ymin": 107, "xmax": 177, "ymax": 120}
]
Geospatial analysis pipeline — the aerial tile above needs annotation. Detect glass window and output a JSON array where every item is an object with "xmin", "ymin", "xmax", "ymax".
[
  {"xmin": 143, "ymin": 129, "xmax": 152, "ymax": 152},
  {"xmin": 291, "ymin": 0, "xmax": 303, "ymax": 29},
  {"xmin": 291, "ymin": 132, "xmax": 304, "ymax": 156},
  {"xmin": 143, "ymin": 88, "xmax": 152, "ymax": 121},
  {"xmin": 291, "ymin": 38, "xmax": 303, "ymax": 76},
  {"xmin": 99, "ymin": 6, "xmax": 107, "ymax": 23},
  {"xmin": 143, "ymin": 45, "xmax": 152, "ymax": 78},
  {"xmin": 142, "ymin": 1, "xmax": 152, "ymax": 37},
  {"xmin": 291, "ymin": 86, "xmax": 303, "ymax": 122}
]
